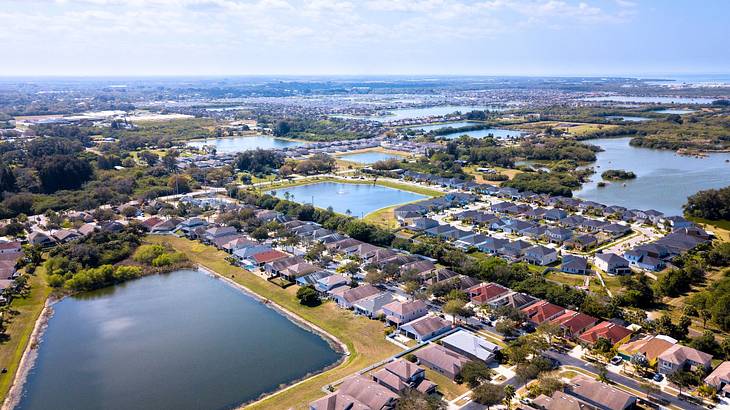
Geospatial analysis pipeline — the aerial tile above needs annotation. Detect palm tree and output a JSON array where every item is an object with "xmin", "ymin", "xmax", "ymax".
[
  {"xmin": 345, "ymin": 209, "xmax": 352, "ymax": 216},
  {"xmin": 503, "ymin": 385, "xmax": 516, "ymax": 410},
  {"xmin": 283, "ymin": 191, "xmax": 291, "ymax": 201}
]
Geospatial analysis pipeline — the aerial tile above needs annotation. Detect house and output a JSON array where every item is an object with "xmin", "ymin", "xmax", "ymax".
[
  {"xmin": 523, "ymin": 245, "xmax": 558, "ymax": 266},
  {"xmin": 408, "ymin": 217, "xmax": 439, "ymax": 232},
  {"xmin": 381, "ymin": 299, "xmax": 428, "ymax": 326},
  {"xmin": 561, "ymin": 255, "xmax": 589, "ymax": 275},
  {"xmin": 232, "ymin": 245, "xmax": 271, "ymax": 262},
  {"xmin": 478, "ymin": 237, "xmax": 508, "ymax": 254},
  {"xmin": 221, "ymin": 237, "xmax": 258, "ymax": 254},
  {"xmin": 594, "ymin": 253, "xmax": 631, "ymax": 275},
  {"xmin": 400, "ymin": 260, "xmax": 435, "ymax": 277},
  {"xmin": 578, "ymin": 321, "xmax": 632, "ymax": 347},
  {"xmin": 399, "ymin": 315, "xmax": 451, "ymax": 342},
  {"xmin": 551, "ymin": 310, "xmax": 598, "ymax": 339},
  {"xmin": 203, "ymin": 226, "xmax": 237, "ymax": 242},
  {"xmin": 522, "ymin": 300, "xmax": 565, "ymax": 325},
  {"xmin": 619, "ymin": 335, "xmax": 676, "ymax": 366},
  {"xmin": 353, "ymin": 292, "xmax": 396, "ymax": 318},
  {"xmin": 601, "ymin": 223, "xmax": 632, "ymax": 238},
  {"xmin": 0, "ymin": 242, "xmax": 21, "ymax": 254},
  {"xmin": 567, "ymin": 376, "xmax": 637, "ymax": 410},
  {"xmin": 544, "ymin": 208, "xmax": 568, "ymax": 221},
  {"xmin": 249, "ymin": 249, "xmax": 289, "ymax": 267},
  {"xmin": 487, "ymin": 291, "xmax": 537, "ymax": 310},
  {"xmin": 372, "ymin": 359, "xmax": 436, "ymax": 395},
  {"xmin": 565, "ymin": 234, "xmax": 598, "ymax": 251},
  {"xmin": 657, "ymin": 344, "xmax": 713, "ymax": 375},
  {"xmin": 177, "ymin": 217, "xmax": 206, "ymax": 237},
  {"xmin": 140, "ymin": 216, "xmax": 163, "ymax": 231},
  {"xmin": 51, "ymin": 229, "xmax": 81, "ymax": 243},
  {"xmin": 455, "ymin": 234, "xmax": 489, "ymax": 250},
  {"xmin": 309, "ymin": 374, "xmax": 398, "ymax": 410},
  {"xmin": 500, "ymin": 240, "xmax": 532, "ymax": 260},
  {"xmin": 623, "ymin": 250, "xmax": 665, "ymax": 271},
  {"xmin": 441, "ymin": 330, "xmax": 500, "ymax": 362},
  {"xmin": 424, "ymin": 224, "xmax": 457, "ymax": 237},
  {"xmin": 332, "ymin": 284, "xmax": 381, "ymax": 309},
  {"xmin": 531, "ymin": 390, "xmax": 595, "ymax": 410},
  {"xmin": 315, "ymin": 274, "xmax": 349, "ymax": 294},
  {"xmin": 149, "ymin": 218, "xmax": 181, "ymax": 233},
  {"xmin": 28, "ymin": 231, "xmax": 55, "ymax": 247},
  {"xmin": 545, "ymin": 227, "xmax": 573, "ymax": 244},
  {"xmin": 281, "ymin": 262, "xmax": 319, "ymax": 281},
  {"xmin": 296, "ymin": 270, "xmax": 333, "ymax": 287},
  {"xmin": 414, "ymin": 344, "xmax": 469, "ymax": 379},
  {"xmin": 467, "ymin": 282, "xmax": 510, "ymax": 305},
  {"xmin": 77, "ymin": 223, "xmax": 97, "ymax": 236},
  {"xmin": 705, "ymin": 361, "xmax": 730, "ymax": 397}
]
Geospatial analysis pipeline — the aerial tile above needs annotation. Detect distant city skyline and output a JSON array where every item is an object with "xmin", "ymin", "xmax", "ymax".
[{"xmin": 2, "ymin": 0, "xmax": 729, "ymax": 77}]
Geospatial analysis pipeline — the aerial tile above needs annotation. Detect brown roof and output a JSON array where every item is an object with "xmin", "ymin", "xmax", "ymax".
[
  {"xmin": 414, "ymin": 344, "xmax": 469, "ymax": 376},
  {"xmin": 337, "ymin": 375, "xmax": 399, "ymax": 410},
  {"xmin": 620, "ymin": 335, "xmax": 675, "ymax": 362},
  {"xmin": 532, "ymin": 391, "xmax": 597, "ymax": 410},
  {"xmin": 569, "ymin": 376, "xmax": 636, "ymax": 410},
  {"xmin": 705, "ymin": 361, "xmax": 730, "ymax": 387},
  {"xmin": 339, "ymin": 284, "xmax": 380, "ymax": 304},
  {"xmin": 382, "ymin": 358, "xmax": 424, "ymax": 381},
  {"xmin": 0, "ymin": 241, "xmax": 21, "ymax": 251},
  {"xmin": 381, "ymin": 299, "xmax": 427, "ymax": 316},
  {"xmin": 403, "ymin": 315, "xmax": 450, "ymax": 337},
  {"xmin": 468, "ymin": 282, "xmax": 510, "ymax": 304},
  {"xmin": 309, "ymin": 391, "xmax": 369, "ymax": 410}
]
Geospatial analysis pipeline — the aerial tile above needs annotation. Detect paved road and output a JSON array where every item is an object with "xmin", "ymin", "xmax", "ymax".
[{"xmin": 542, "ymin": 350, "xmax": 703, "ymax": 410}]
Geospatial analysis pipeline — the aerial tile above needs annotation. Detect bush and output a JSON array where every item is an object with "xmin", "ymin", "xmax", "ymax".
[
  {"xmin": 296, "ymin": 285, "xmax": 321, "ymax": 307},
  {"xmin": 133, "ymin": 244, "xmax": 166, "ymax": 264}
]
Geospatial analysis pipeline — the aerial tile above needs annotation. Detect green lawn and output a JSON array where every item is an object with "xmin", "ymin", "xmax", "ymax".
[
  {"xmin": 146, "ymin": 236, "xmax": 401, "ymax": 410},
  {"xmin": 0, "ymin": 267, "xmax": 51, "ymax": 401}
]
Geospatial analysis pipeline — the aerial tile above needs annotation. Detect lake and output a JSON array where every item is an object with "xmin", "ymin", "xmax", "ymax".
[
  {"xmin": 16, "ymin": 269, "xmax": 340, "ymax": 410},
  {"xmin": 405, "ymin": 121, "xmax": 481, "ymax": 132},
  {"xmin": 270, "ymin": 181, "xmax": 428, "ymax": 217},
  {"xmin": 584, "ymin": 96, "xmax": 715, "ymax": 104},
  {"xmin": 338, "ymin": 151, "xmax": 405, "ymax": 164},
  {"xmin": 335, "ymin": 105, "xmax": 506, "ymax": 122},
  {"xmin": 574, "ymin": 138, "xmax": 730, "ymax": 216},
  {"xmin": 653, "ymin": 109, "xmax": 697, "ymax": 114},
  {"xmin": 605, "ymin": 116, "xmax": 652, "ymax": 122},
  {"xmin": 440, "ymin": 128, "xmax": 524, "ymax": 139},
  {"xmin": 187, "ymin": 135, "xmax": 305, "ymax": 153}
]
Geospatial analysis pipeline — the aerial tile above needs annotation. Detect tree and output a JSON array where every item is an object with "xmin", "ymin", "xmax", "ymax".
[
  {"xmin": 37, "ymin": 155, "xmax": 93, "ymax": 193},
  {"xmin": 274, "ymin": 121, "xmax": 291, "ymax": 136},
  {"xmin": 296, "ymin": 285, "xmax": 320, "ymax": 307},
  {"xmin": 595, "ymin": 362, "xmax": 609, "ymax": 384},
  {"xmin": 443, "ymin": 299, "xmax": 471, "ymax": 324},
  {"xmin": 456, "ymin": 361, "xmax": 493, "ymax": 388},
  {"xmin": 138, "ymin": 150, "xmax": 159, "ymax": 166},
  {"xmin": 396, "ymin": 389, "xmax": 445, "ymax": 410},
  {"xmin": 697, "ymin": 383, "xmax": 717, "ymax": 399},
  {"xmin": 503, "ymin": 384, "xmax": 516, "ymax": 410},
  {"xmin": 668, "ymin": 370, "xmax": 700, "ymax": 395},
  {"xmin": 495, "ymin": 319, "xmax": 520, "ymax": 337},
  {"xmin": 365, "ymin": 270, "xmax": 388, "ymax": 285},
  {"xmin": 537, "ymin": 321, "xmax": 562, "ymax": 344},
  {"xmin": 251, "ymin": 226, "xmax": 269, "ymax": 241},
  {"xmin": 472, "ymin": 383, "xmax": 505, "ymax": 409}
]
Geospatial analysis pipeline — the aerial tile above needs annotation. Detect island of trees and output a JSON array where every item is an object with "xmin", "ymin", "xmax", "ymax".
[{"xmin": 601, "ymin": 169, "xmax": 637, "ymax": 180}]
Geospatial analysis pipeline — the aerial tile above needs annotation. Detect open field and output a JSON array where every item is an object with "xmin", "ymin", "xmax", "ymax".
[
  {"xmin": 146, "ymin": 236, "xmax": 401, "ymax": 410},
  {"xmin": 463, "ymin": 165, "xmax": 522, "ymax": 186},
  {"xmin": 514, "ymin": 121, "xmax": 620, "ymax": 137},
  {"xmin": 0, "ymin": 268, "xmax": 51, "ymax": 401}
]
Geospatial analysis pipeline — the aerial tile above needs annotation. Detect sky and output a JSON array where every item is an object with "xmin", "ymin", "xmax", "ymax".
[{"xmin": 1, "ymin": 0, "xmax": 729, "ymax": 77}]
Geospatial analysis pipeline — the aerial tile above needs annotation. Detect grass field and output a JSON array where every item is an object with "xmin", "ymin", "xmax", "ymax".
[
  {"xmin": 146, "ymin": 236, "xmax": 401, "ymax": 410},
  {"xmin": 515, "ymin": 121, "xmax": 620, "ymax": 137},
  {"xmin": 463, "ymin": 165, "xmax": 522, "ymax": 186},
  {"xmin": 0, "ymin": 267, "xmax": 51, "ymax": 401}
]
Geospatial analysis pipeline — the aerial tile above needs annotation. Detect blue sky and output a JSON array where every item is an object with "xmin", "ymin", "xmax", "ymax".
[{"xmin": 1, "ymin": 0, "xmax": 728, "ymax": 76}]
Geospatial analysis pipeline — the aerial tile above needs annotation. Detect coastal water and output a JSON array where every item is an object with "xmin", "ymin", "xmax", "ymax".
[
  {"xmin": 440, "ymin": 128, "xmax": 524, "ymax": 139},
  {"xmin": 335, "ymin": 105, "xmax": 506, "ymax": 122},
  {"xmin": 338, "ymin": 151, "xmax": 405, "ymax": 164},
  {"xmin": 584, "ymin": 96, "xmax": 715, "ymax": 104},
  {"xmin": 653, "ymin": 109, "xmax": 697, "ymax": 114},
  {"xmin": 16, "ymin": 270, "xmax": 340, "ymax": 410},
  {"xmin": 406, "ymin": 121, "xmax": 481, "ymax": 132},
  {"xmin": 187, "ymin": 135, "xmax": 305, "ymax": 153},
  {"xmin": 574, "ymin": 138, "xmax": 730, "ymax": 216},
  {"xmin": 270, "ymin": 181, "xmax": 427, "ymax": 217},
  {"xmin": 605, "ymin": 116, "xmax": 652, "ymax": 122}
]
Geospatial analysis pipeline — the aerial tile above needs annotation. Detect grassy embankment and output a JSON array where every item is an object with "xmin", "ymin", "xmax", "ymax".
[
  {"xmin": 463, "ymin": 165, "xmax": 522, "ymax": 186},
  {"xmin": 0, "ymin": 267, "xmax": 51, "ymax": 401},
  {"xmin": 146, "ymin": 236, "xmax": 401, "ymax": 410}
]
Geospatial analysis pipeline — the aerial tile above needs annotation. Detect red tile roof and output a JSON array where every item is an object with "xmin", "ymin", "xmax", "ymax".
[
  {"xmin": 521, "ymin": 300, "xmax": 565, "ymax": 324},
  {"xmin": 551, "ymin": 310, "xmax": 598, "ymax": 336},
  {"xmin": 467, "ymin": 282, "xmax": 509, "ymax": 304},
  {"xmin": 251, "ymin": 249, "xmax": 289, "ymax": 264},
  {"xmin": 579, "ymin": 321, "xmax": 632, "ymax": 345}
]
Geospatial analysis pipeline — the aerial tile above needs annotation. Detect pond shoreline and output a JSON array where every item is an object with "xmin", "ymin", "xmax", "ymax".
[{"xmin": 194, "ymin": 264, "xmax": 349, "ymax": 408}]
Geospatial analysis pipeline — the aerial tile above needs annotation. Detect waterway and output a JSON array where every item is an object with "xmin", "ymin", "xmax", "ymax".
[
  {"xmin": 270, "ymin": 181, "xmax": 428, "ymax": 217},
  {"xmin": 16, "ymin": 269, "xmax": 340, "ymax": 410},
  {"xmin": 187, "ymin": 135, "xmax": 305, "ymax": 153},
  {"xmin": 338, "ymin": 151, "xmax": 405, "ymax": 164},
  {"xmin": 574, "ymin": 138, "xmax": 730, "ymax": 216}
]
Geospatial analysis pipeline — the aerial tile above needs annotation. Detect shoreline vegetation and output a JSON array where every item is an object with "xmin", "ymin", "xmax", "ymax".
[
  {"xmin": 146, "ymin": 235, "xmax": 401, "ymax": 410},
  {"xmin": 600, "ymin": 169, "xmax": 637, "ymax": 181}
]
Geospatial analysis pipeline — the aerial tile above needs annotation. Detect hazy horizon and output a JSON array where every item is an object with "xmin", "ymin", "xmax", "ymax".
[{"xmin": 3, "ymin": 1, "xmax": 729, "ymax": 77}]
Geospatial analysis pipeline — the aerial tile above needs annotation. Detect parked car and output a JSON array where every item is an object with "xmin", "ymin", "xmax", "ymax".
[
  {"xmin": 652, "ymin": 373, "xmax": 664, "ymax": 382},
  {"xmin": 610, "ymin": 356, "xmax": 623, "ymax": 366}
]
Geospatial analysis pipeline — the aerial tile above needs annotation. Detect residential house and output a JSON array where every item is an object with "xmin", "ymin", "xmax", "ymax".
[
  {"xmin": 522, "ymin": 300, "xmax": 565, "ymax": 325},
  {"xmin": 332, "ymin": 284, "xmax": 381, "ymax": 309},
  {"xmin": 408, "ymin": 217, "xmax": 439, "ymax": 232},
  {"xmin": 372, "ymin": 359, "xmax": 436, "ymax": 395},
  {"xmin": 594, "ymin": 253, "xmax": 631, "ymax": 275},
  {"xmin": 619, "ymin": 335, "xmax": 676, "ymax": 366},
  {"xmin": 551, "ymin": 310, "xmax": 598, "ymax": 339},
  {"xmin": 249, "ymin": 249, "xmax": 289, "ymax": 267},
  {"xmin": 487, "ymin": 291, "xmax": 538, "ymax": 310},
  {"xmin": 478, "ymin": 237, "xmax": 508, "ymax": 254},
  {"xmin": 545, "ymin": 227, "xmax": 573, "ymax": 244},
  {"xmin": 51, "ymin": 229, "xmax": 81, "ymax": 243},
  {"xmin": 315, "ymin": 274, "xmax": 349, "ymax": 294},
  {"xmin": 414, "ymin": 344, "xmax": 469, "ymax": 380},
  {"xmin": 441, "ymin": 330, "xmax": 500, "ymax": 363},
  {"xmin": 203, "ymin": 226, "xmax": 237, "ymax": 243},
  {"xmin": 657, "ymin": 344, "xmax": 713, "ymax": 375},
  {"xmin": 28, "ymin": 231, "xmax": 55, "ymax": 247},
  {"xmin": 523, "ymin": 245, "xmax": 558, "ymax": 266},
  {"xmin": 353, "ymin": 292, "xmax": 396, "ymax": 318},
  {"xmin": 467, "ymin": 282, "xmax": 510, "ymax": 305},
  {"xmin": 399, "ymin": 315, "xmax": 451, "ymax": 342},
  {"xmin": 565, "ymin": 234, "xmax": 598, "ymax": 251},
  {"xmin": 567, "ymin": 376, "xmax": 637, "ymax": 410},
  {"xmin": 623, "ymin": 250, "xmax": 665, "ymax": 272},
  {"xmin": 705, "ymin": 361, "xmax": 730, "ymax": 397},
  {"xmin": 561, "ymin": 255, "xmax": 589, "ymax": 275},
  {"xmin": 455, "ymin": 234, "xmax": 489, "ymax": 250},
  {"xmin": 578, "ymin": 322, "xmax": 632, "ymax": 347},
  {"xmin": 544, "ymin": 208, "xmax": 568, "ymax": 221},
  {"xmin": 381, "ymin": 299, "xmax": 428, "ymax": 327},
  {"xmin": 309, "ymin": 374, "xmax": 398, "ymax": 410},
  {"xmin": 0, "ymin": 242, "xmax": 21, "ymax": 255}
]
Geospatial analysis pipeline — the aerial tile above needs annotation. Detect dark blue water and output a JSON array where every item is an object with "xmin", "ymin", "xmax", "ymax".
[
  {"xmin": 270, "ymin": 181, "xmax": 427, "ymax": 217},
  {"xmin": 17, "ymin": 269, "xmax": 340, "ymax": 410}
]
